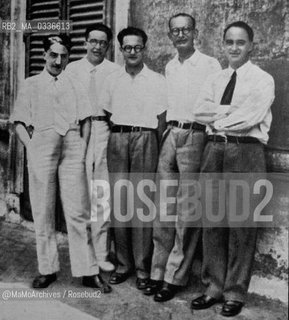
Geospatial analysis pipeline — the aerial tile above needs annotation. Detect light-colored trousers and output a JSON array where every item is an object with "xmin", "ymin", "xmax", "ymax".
[
  {"xmin": 27, "ymin": 128, "xmax": 99, "ymax": 277},
  {"xmin": 151, "ymin": 127, "xmax": 205, "ymax": 286},
  {"xmin": 85, "ymin": 120, "xmax": 111, "ymax": 261}
]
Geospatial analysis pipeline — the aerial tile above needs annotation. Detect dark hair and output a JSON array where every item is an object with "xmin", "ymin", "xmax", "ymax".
[
  {"xmin": 223, "ymin": 21, "xmax": 254, "ymax": 42},
  {"xmin": 168, "ymin": 13, "xmax": 196, "ymax": 30},
  {"xmin": 117, "ymin": 27, "xmax": 148, "ymax": 46},
  {"xmin": 85, "ymin": 23, "xmax": 113, "ymax": 42},
  {"xmin": 43, "ymin": 34, "xmax": 72, "ymax": 52}
]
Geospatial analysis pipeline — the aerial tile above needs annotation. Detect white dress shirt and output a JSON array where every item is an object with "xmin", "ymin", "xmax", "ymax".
[
  {"xmin": 99, "ymin": 64, "xmax": 167, "ymax": 129},
  {"xmin": 11, "ymin": 68, "xmax": 92, "ymax": 131},
  {"xmin": 194, "ymin": 61, "xmax": 275, "ymax": 144},
  {"xmin": 66, "ymin": 57, "xmax": 120, "ymax": 116},
  {"xmin": 166, "ymin": 49, "xmax": 221, "ymax": 122}
]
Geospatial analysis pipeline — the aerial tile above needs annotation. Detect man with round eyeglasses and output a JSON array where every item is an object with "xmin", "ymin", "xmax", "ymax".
[
  {"xmin": 99, "ymin": 27, "xmax": 167, "ymax": 289},
  {"xmin": 66, "ymin": 24, "xmax": 120, "ymax": 274},
  {"xmin": 144, "ymin": 13, "xmax": 221, "ymax": 302}
]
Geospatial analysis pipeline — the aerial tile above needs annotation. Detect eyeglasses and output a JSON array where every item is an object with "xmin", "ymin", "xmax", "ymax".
[
  {"xmin": 170, "ymin": 27, "xmax": 194, "ymax": 36},
  {"xmin": 88, "ymin": 39, "xmax": 108, "ymax": 48},
  {"xmin": 122, "ymin": 45, "xmax": 144, "ymax": 53}
]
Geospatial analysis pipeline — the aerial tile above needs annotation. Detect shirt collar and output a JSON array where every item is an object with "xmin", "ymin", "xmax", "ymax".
[
  {"xmin": 227, "ymin": 60, "xmax": 252, "ymax": 78},
  {"xmin": 41, "ymin": 68, "xmax": 64, "ymax": 83},
  {"xmin": 172, "ymin": 49, "xmax": 201, "ymax": 66},
  {"xmin": 118, "ymin": 63, "xmax": 150, "ymax": 79},
  {"xmin": 84, "ymin": 56, "xmax": 108, "ymax": 73}
]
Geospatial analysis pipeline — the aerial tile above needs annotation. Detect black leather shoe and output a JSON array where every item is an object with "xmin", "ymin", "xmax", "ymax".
[
  {"xmin": 221, "ymin": 300, "xmax": 244, "ymax": 317},
  {"xmin": 109, "ymin": 272, "xmax": 130, "ymax": 285},
  {"xmin": 143, "ymin": 280, "xmax": 163, "ymax": 296},
  {"xmin": 136, "ymin": 278, "xmax": 150, "ymax": 290},
  {"xmin": 82, "ymin": 274, "xmax": 112, "ymax": 293},
  {"xmin": 191, "ymin": 294, "xmax": 219, "ymax": 310},
  {"xmin": 32, "ymin": 273, "xmax": 57, "ymax": 289},
  {"xmin": 154, "ymin": 282, "xmax": 178, "ymax": 302}
]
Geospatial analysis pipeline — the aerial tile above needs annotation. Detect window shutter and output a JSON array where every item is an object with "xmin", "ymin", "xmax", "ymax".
[
  {"xmin": 26, "ymin": 0, "xmax": 107, "ymax": 75},
  {"xmin": 68, "ymin": 0, "xmax": 106, "ymax": 61},
  {"xmin": 26, "ymin": 0, "xmax": 61, "ymax": 76}
]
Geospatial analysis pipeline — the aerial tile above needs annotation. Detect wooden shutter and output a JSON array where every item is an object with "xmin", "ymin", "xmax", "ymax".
[
  {"xmin": 26, "ymin": 0, "xmax": 61, "ymax": 76},
  {"xmin": 26, "ymin": 0, "xmax": 107, "ymax": 75},
  {"xmin": 68, "ymin": 0, "xmax": 106, "ymax": 61}
]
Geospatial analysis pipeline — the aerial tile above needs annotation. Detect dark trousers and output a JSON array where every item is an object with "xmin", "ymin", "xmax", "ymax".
[
  {"xmin": 200, "ymin": 141, "xmax": 266, "ymax": 302},
  {"xmin": 107, "ymin": 130, "xmax": 158, "ymax": 279}
]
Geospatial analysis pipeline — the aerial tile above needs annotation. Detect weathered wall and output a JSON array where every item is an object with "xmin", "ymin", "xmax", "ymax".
[
  {"xmin": 130, "ymin": 0, "xmax": 288, "ymax": 301},
  {"xmin": 0, "ymin": 1, "xmax": 11, "ymax": 118},
  {"xmin": 0, "ymin": 1, "xmax": 11, "ymax": 214},
  {"xmin": 130, "ymin": 0, "xmax": 289, "ymax": 160}
]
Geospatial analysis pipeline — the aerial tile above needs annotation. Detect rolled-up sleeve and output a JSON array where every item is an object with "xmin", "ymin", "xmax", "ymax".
[{"xmin": 10, "ymin": 79, "xmax": 33, "ymax": 126}]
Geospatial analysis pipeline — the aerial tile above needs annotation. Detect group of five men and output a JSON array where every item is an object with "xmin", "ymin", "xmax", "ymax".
[{"xmin": 11, "ymin": 12, "xmax": 275, "ymax": 318}]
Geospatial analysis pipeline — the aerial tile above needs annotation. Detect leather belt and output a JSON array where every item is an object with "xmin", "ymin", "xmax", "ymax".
[
  {"xmin": 207, "ymin": 135, "xmax": 260, "ymax": 144},
  {"xmin": 168, "ymin": 121, "xmax": 206, "ymax": 132},
  {"xmin": 91, "ymin": 116, "xmax": 107, "ymax": 121},
  {"xmin": 111, "ymin": 125, "xmax": 155, "ymax": 133}
]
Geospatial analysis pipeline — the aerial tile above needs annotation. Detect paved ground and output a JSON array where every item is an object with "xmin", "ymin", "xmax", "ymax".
[{"xmin": 0, "ymin": 220, "xmax": 287, "ymax": 320}]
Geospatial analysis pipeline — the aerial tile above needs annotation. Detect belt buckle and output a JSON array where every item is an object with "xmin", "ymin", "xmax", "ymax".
[
  {"xmin": 131, "ymin": 126, "xmax": 138, "ymax": 132},
  {"xmin": 178, "ymin": 121, "xmax": 184, "ymax": 128},
  {"xmin": 223, "ymin": 135, "xmax": 228, "ymax": 144}
]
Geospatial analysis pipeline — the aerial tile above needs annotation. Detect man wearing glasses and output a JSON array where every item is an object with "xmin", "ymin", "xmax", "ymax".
[
  {"xmin": 66, "ymin": 24, "xmax": 120, "ymax": 273},
  {"xmin": 99, "ymin": 27, "xmax": 167, "ymax": 289},
  {"xmin": 144, "ymin": 13, "xmax": 221, "ymax": 302}
]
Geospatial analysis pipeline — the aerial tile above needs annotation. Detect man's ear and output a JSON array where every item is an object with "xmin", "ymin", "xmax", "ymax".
[
  {"xmin": 193, "ymin": 28, "xmax": 199, "ymax": 39},
  {"xmin": 84, "ymin": 39, "xmax": 89, "ymax": 50}
]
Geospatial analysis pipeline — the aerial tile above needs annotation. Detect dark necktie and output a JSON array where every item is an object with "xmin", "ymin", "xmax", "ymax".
[{"xmin": 220, "ymin": 71, "xmax": 237, "ymax": 105}]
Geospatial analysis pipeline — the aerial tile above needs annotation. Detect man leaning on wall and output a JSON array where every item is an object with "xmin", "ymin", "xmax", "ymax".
[{"xmin": 191, "ymin": 21, "xmax": 275, "ymax": 317}]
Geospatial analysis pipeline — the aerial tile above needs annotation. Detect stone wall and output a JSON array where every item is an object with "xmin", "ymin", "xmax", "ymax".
[
  {"xmin": 0, "ymin": 1, "xmax": 11, "ymax": 217},
  {"xmin": 130, "ymin": 0, "xmax": 289, "ymax": 156},
  {"xmin": 0, "ymin": 1, "xmax": 11, "ymax": 118}
]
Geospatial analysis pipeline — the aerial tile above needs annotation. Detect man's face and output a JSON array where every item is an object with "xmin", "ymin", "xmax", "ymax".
[
  {"xmin": 86, "ymin": 30, "xmax": 109, "ymax": 65},
  {"xmin": 121, "ymin": 35, "xmax": 145, "ymax": 68},
  {"xmin": 168, "ymin": 16, "xmax": 196, "ymax": 52},
  {"xmin": 44, "ymin": 43, "xmax": 69, "ymax": 77},
  {"xmin": 223, "ymin": 26, "xmax": 253, "ymax": 69}
]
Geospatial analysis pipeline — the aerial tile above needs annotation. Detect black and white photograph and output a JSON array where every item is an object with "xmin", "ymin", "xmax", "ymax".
[{"xmin": 0, "ymin": 0, "xmax": 288, "ymax": 319}]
